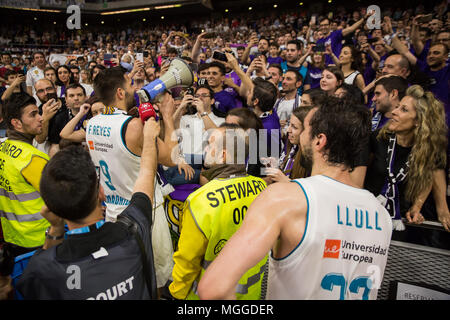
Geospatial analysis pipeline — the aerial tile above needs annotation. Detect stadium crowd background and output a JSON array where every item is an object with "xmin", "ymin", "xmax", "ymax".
[{"xmin": 0, "ymin": 0, "xmax": 449, "ymax": 300}]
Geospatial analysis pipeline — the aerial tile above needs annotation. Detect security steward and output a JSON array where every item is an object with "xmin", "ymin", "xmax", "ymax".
[
  {"xmin": 169, "ymin": 123, "xmax": 268, "ymax": 300},
  {"xmin": 0, "ymin": 93, "xmax": 50, "ymax": 257}
]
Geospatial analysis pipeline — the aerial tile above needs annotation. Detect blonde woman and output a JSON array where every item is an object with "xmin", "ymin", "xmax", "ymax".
[{"xmin": 364, "ymin": 85, "xmax": 449, "ymax": 231}]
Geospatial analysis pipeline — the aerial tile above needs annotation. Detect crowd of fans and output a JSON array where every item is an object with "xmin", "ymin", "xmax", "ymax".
[{"xmin": 0, "ymin": 1, "xmax": 449, "ymax": 300}]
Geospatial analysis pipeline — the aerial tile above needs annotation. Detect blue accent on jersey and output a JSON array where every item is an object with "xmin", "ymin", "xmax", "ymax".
[{"xmin": 270, "ymin": 180, "xmax": 309, "ymax": 261}]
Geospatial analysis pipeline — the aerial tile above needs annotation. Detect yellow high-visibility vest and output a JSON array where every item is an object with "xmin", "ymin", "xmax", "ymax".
[
  {"xmin": 0, "ymin": 139, "xmax": 50, "ymax": 248},
  {"xmin": 185, "ymin": 175, "xmax": 268, "ymax": 300}
]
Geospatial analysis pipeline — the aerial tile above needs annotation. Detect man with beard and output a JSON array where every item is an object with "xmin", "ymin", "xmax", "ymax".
[
  {"xmin": 241, "ymin": 37, "xmax": 270, "ymax": 66},
  {"xmin": 391, "ymin": 37, "xmax": 450, "ymax": 127},
  {"xmin": 0, "ymin": 93, "xmax": 50, "ymax": 257},
  {"xmin": 281, "ymin": 40, "xmax": 310, "ymax": 95},
  {"xmin": 370, "ymin": 76, "xmax": 408, "ymax": 131},
  {"xmin": 198, "ymin": 97, "xmax": 393, "ymax": 300},
  {"xmin": 273, "ymin": 69, "xmax": 302, "ymax": 126},
  {"xmin": 169, "ymin": 124, "xmax": 267, "ymax": 300},
  {"xmin": 86, "ymin": 66, "xmax": 176, "ymax": 292}
]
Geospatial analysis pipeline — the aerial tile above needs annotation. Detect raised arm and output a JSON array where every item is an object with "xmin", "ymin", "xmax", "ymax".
[
  {"xmin": 342, "ymin": 10, "xmax": 374, "ymax": 37},
  {"xmin": 60, "ymin": 103, "xmax": 89, "ymax": 142},
  {"xmin": 191, "ymin": 32, "xmax": 208, "ymax": 63},
  {"xmin": 241, "ymin": 36, "xmax": 259, "ymax": 66},
  {"xmin": 35, "ymin": 98, "xmax": 61, "ymax": 144},
  {"xmin": 225, "ymin": 52, "xmax": 254, "ymax": 99},
  {"xmin": 410, "ymin": 16, "xmax": 425, "ymax": 56},
  {"xmin": 132, "ymin": 118, "xmax": 159, "ymax": 203}
]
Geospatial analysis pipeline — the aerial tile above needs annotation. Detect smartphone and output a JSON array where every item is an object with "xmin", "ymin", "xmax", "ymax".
[
  {"xmin": 203, "ymin": 32, "xmax": 216, "ymax": 39},
  {"xmin": 311, "ymin": 15, "xmax": 317, "ymax": 25},
  {"xmin": 417, "ymin": 14, "xmax": 433, "ymax": 24},
  {"xmin": 46, "ymin": 92, "xmax": 58, "ymax": 101},
  {"xmin": 143, "ymin": 51, "xmax": 149, "ymax": 58},
  {"xmin": 367, "ymin": 37, "xmax": 380, "ymax": 44},
  {"xmin": 136, "ymin": 53, "xmax": 144, "ymax": 63},
  {"xmin": 213, "ymin": 51, "xmax": 227, "ymax": 62},
  {"xmin": 104, "ymin": 54, "xmax": 113, "ymax": 61},
  {"xmin": 313, "ymin": 43, "xmax": 325, "ymax": 52}
]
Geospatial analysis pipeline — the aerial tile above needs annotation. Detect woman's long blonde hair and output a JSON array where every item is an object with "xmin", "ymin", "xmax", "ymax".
[{"xmin": 378, "ymin": 85, "xmax": 448, "ymax": 202}]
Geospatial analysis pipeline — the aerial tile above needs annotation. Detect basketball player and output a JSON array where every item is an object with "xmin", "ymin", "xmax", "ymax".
[{"xmin": 198, "ymin": 96, "xmax": 393, "ymax": 300}]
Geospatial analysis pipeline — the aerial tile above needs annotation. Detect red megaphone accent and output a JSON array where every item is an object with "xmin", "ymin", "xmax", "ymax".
[{"xmin": 138, "ymin": 102, "xmax": 158, "ymax": 124}]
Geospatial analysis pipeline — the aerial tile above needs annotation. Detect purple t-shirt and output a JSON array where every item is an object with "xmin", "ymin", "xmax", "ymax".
[
  {"xmin": 306, "ymin": 64, "xmax": 323, "ymax": 89},
  {"xmin": 267, "ymin": 56, "xmax": 284, "ymax": 65},
  {"xmin": 214, "ymin": 90, "xmax": 238, "ymax": 114},
  {"xmin": 317, "ymin": 30, "xmax": 343, "ymax": 66},
  {"xmin": 417, "ymin": 60, "xmax": 450, "ymax": 124},
  {"xmin": 225, "ymin": 71, "xmax": 241, "ymax": 87},
  {"xmin": 260, "ymin": 112, "xmax": 281, "ymax": 157}
]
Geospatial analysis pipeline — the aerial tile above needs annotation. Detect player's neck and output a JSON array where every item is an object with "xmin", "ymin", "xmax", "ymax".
[{"xmin": 311, "ymin": 162, "xmax": 358, "ymax": 188}]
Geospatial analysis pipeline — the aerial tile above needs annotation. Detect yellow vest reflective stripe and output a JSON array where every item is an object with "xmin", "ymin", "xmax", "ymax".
[
  {"xmin": 185, "ymin": 175, "xmax": 268, "ymax": 300},
  {"xmin": 0, "ymin": 139, "xmax": 50, "ymax": 248}
]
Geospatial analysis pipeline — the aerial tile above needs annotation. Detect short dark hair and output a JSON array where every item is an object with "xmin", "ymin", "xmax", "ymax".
[
  {"xmin": 40, "ymin": 145, "xmax": 98, "ymax": 222},
  {"xmin": 68, "ymin": 64, "xmax": 80, "ymax": 72},
  {"xmin": 286, "ymin": 40, "xmax": 303, "ymax": 50},
  {"xmin": 4, "ymin": 69, "xmax": 18, "ymax": 79},
  {"xmin": 66, "ymin": 83, "xmax": 86, "ymax": 96},
  {"xmin": 430, "ymin": 42, "xmax": 449, "ymax": 55},
  {"xmin": 167, "ymin": 47, "xmax": 178, "ymax": 55},
  {"xmin": 269, "ymin": 41, "xmax": 279, "ymax": 49},
  {"xmin": 375, "ymin": 75, "xmax": 408, "ymax": 100},
  {"xmin": 209, "ymin": 61, "xmax": 226, "ymax": 75},
  {"xmin": 4, "ymin": 93, "xmax": 36, "ymax": 130},
  {"xmin": 32, "ymin": 51, "xmax": 44, "ymax": 60},
  {"xmin": 309, "ymin": 96, "xmax": 371, "ymax": 170},
  {"xmin": 285, "ymin": 69, "xmax": 303, "ymax": 83},
  {"xmin": 93, "ymin": 66, "xmax": 126, "ymax": 106},
  {"xmin": 198, "ymin": 62, "xmax": 210, "ymax": 73},
  {"xmin": 252, "ymin": 77, "xmax": 278, "ymax": 112},
  {"xmin": 196, "ymin": 83, "xmax": 215, "ymax": 99},
  {"xmin": 268, "ymin": 63, "xmax": 283, "ymax": 76},
  {"xmin": 226, "ymin": 107, "xmax": 264, "ymax": 131},
  {"xmin": 337, "ymin": 83, "xmax": 365, "ymax": 104}
]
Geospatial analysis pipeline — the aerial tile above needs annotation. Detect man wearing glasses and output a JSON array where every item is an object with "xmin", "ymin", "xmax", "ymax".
[{"xmin": 168, "ymin": 84, "xmax": 225, "ymax": 184}]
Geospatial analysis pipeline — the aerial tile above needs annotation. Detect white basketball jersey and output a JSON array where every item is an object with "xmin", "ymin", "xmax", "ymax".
[
  {"xmin": 267, "ymin": 175, "xmax": 392, "ymax": 300},
  {"xmin": 86, "ymin": 110, "xmax": 141, "ymax": 220},
  {"xmin": 86, "ymin": 110, "xmax": 175, "ymax": 287}
]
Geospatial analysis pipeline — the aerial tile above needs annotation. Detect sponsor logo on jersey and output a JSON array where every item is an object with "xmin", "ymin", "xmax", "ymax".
[{"xmin": 323, "ymin": 239, "xmax": 341, "ymax": 259}]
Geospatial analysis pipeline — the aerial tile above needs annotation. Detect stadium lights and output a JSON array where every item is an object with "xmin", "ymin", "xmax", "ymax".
[
  {"xmin": 274, "ymin": 4, "xmax": 278, "ymax": 8},
  {"xmin": 225, "ymin": 9, "xmax": 229, "ymax": 12},
  {"xmin": 299, "ymin": 2, "xmax": 304, "ymax": 5},
  {"xmin": 154, "ymin": 4, "xmax": 182, "ymax": 9},
  {"xmin": 1, "ymin": 6, "xmax": 61, "ymax": 13},
  {"xmin": 249, "ymin": 7, "xmax": 252, "ymax": 10},
  {"xmin": 101, "ymin": 7, "xmax": 150, "ymax": 15}
]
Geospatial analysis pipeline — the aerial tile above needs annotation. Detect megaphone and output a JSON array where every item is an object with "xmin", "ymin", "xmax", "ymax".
[{"xmin": 136, "ymin": 58, "xmax": 194, "ymax": 103}]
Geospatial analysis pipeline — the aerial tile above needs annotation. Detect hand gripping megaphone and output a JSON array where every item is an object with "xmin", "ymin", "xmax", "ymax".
[{"xmin": 136, "ymin": 58, "xmax": 194, "ymax": 103}]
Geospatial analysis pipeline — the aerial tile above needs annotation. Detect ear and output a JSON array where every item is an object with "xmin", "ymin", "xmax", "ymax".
[
  {"xmin": 315, "ymin": 133, "xmax": 328, "ymax": 152},
  {"xmin": 116, "ymin": 87, "xmax": 125, "ymax": 101},
  {"xmin": 11, "ymin": 118, "xmax": 22, "ymax": 131},
  {"xmin": 390, "ymin": 89, "xmax": 398, "ymax": 100}
]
